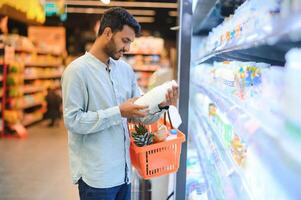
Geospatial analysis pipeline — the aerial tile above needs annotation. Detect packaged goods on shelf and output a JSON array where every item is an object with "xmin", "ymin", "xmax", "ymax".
[
  {"xmin": 16, "ymin": 53, "xmax": 63, "ymax": 66},
  {"xmin": 31, "ymin": 79, "xmax": 61, "ymax": 90},
  {"xmin": 122, "ymin": 36, "xmax": 165, "ymax": 91},
  {"xmin": 129, "ymin": 37, "xmax": 164, "ymax": 54},
  {"xmin": 4, "ymin": 110, "xmax": 23, "ymax": 124},
  {"xmin": 8, "ymin": 92, "xmax": 46, "ymax": 110},
  {"xmin": 190, "ymin": 0, "xmax": 301, "ymax": 199},
  {"xmin": 191, "ymin": 89, "xmax": 290, "ymax": 200},
  {"xmin": 0, "ymin": 35, "xmax": 35, "ymax": 52},
  {"xmin": 24, "ymin": 67, "xmax": 64, "ymax": 79},
  {"xmin": 198, "ymin": 0, "xmax": 301, "ymax": 57},
  {"xmin": 193, "ymin": 61, "xmax": 270, "ymax": 109},
  {"xmin": 8, "ymin": 86, "xmax": 24, "ymax": 98},
  {"xmin": 6, "ymin": 74, "xmax": 24, "ymax": 86},
  {"xmin": 190, "ymin": 50, "xmax": 301, "ymax": 199},
  {"xmin": 186, "ymin": 148, "xmax": 208, "ymax": 200}
]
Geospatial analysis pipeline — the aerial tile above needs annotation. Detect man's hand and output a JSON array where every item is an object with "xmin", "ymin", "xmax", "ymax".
[
  {"xmin": 159, "ymin": 85, "xmax": 179, "ymax": 108},
  {"xmin": 119, "ymin": 97, "xmax": 149, "ymax": 118}
]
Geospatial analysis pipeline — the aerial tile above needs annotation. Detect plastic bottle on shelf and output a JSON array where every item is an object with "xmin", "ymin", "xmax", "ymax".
[
  {"xmin": 284, "ymin": 48, "xmax": 301, "ymax": 127},
  {"xmin": 166, "ymin": 129, "xmax": 177, "ymax": 141}
]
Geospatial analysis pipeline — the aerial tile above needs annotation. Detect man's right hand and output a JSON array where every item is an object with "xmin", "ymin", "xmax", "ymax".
[{"xmin": 119, "ymin": 97, "xmax": 149, "ymax": 118}]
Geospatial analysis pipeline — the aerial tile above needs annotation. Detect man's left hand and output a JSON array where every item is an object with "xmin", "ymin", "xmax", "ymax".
[{"xmin": 159, "ymin": 85, "xmax": 179, "ymax": 108}]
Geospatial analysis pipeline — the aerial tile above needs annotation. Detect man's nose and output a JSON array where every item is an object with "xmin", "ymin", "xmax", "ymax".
[{"xmin": 124, "ymin": 44, "xmax": 130, "ymax": 52}]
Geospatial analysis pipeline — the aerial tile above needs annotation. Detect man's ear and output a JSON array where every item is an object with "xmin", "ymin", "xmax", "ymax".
[{"xmin": 103, "ymin": 27, "xmax": 113, "ymax": 41}]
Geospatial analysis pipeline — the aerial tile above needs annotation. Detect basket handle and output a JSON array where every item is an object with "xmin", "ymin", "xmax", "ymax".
[{"xmin": 164, "ymin": 110, "xmax": 174, "ymax": 129}]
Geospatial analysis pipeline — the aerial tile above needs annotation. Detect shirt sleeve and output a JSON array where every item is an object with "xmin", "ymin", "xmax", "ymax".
[
  {"xmin": 130, "ymin": 70, "xmax": 166, "ymax": 124},
  {"xmin": 61, "ymin": 66, "xmax": 122, "ymax": 134}
]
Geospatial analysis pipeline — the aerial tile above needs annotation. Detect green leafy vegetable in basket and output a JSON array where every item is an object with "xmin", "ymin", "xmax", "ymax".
[{"xmin": 132, "ymin": 123, "xmax": 154, "ymax": 147}]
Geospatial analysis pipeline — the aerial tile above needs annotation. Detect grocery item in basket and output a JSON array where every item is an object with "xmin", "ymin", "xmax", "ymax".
[
  {"xmin": 131, "ymin": 123, "xmax": 154, "ymax": 147},
  {"xmin": 166, "ymin": 129, "xmax": 178, "ymax": 141},
  {"xmin": 153, "ymin": 124, "xmax": 169, "ymax": 142},
  {"xmin": 134, "ymin": 80, "xmax": 178, "ymax": 110}
]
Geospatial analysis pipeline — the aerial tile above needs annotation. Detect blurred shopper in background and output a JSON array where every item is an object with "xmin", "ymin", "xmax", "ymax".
[{"xmin": 44, "ymin": 88, "xmax": 62, "ymax": 127}]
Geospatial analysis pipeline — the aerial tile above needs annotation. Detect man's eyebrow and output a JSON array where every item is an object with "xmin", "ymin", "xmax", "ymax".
[{"xmin": 123, "ymin": 37, "xmax": 133, "ymax": 42}]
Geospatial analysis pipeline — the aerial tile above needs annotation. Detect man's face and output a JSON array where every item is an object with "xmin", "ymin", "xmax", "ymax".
[{"xmin": 104, "ymin": 25, "xmax": 135, "ymax": 60}]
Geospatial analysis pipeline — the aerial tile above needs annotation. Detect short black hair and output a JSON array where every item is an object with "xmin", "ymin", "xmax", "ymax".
[{"xmin": 98, "ymin": 7, "xmax": 141, "ymax": 37}]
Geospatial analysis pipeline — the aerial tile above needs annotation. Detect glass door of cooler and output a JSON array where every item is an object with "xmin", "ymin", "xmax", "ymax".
[{"xmin": 185, "ymin": 0, "xmax": 301, "ymax": 199}]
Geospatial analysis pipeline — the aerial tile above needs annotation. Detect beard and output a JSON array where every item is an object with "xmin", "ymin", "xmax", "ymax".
[{"xmin": 104, "ymin": 38, "xmax": 124, "ymax": 60}]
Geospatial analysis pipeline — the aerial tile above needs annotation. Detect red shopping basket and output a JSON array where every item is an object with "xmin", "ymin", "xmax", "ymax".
[{"xmin": 129, "ymin": 114, "xmax": 185, "ymax": 179}]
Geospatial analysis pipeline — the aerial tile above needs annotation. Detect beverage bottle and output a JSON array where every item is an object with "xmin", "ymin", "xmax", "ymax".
[
  {"xmin": 166, "ymin": 129, "xmax": 178, "ymax": 141},
  {"xmin": 134, "ymin": 80, "xmax": 178, "ymax": 110}
]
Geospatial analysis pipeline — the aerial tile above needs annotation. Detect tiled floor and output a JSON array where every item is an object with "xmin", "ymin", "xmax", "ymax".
[{"xmin": 0, "ymin": 121, "xmax": 78, "ymax": 200}]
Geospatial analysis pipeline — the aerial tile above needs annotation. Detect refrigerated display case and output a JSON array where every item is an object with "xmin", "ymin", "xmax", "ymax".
[{"xmin": 180, "ymin": 0, "xmax": 301, "ymax": 199}]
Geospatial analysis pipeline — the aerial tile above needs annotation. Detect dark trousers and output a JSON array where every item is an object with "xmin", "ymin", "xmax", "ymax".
[{"xmin": 78, "ymin": 178, "xmax": 131, "ymax": 200}]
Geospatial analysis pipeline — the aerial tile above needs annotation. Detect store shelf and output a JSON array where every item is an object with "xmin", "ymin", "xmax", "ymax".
[
  {"xmin": 192, "ymin": 0, "xmax": 220, "ymax": 35},
  {"xmin": 0, "ymin": 4, "xmax": 43, "ymax": 25},
  {"xmin": 25, "ymin": 63, "xmax": 62, "ymax": 68},
  {"xmin": 125, "ymin": 52, "xmax": 161, "ymax": 56},
  {"xmin": 21, "ymin": 101, "xmax": 45, "ymax": 110},
  {"xmin": 192, "ymin": 0, "xmax": 245, "ymax": 35},
  {"xmin": 192, "ymin": 82, "xmax": 301, "ymax": 198},
  {"xmin": 196, "ymin": 12, "xmax": 301, "ymax": 65},
  {"xmin": 52, "ymin": 84, "xmax": 61, "ymax": 90},
  {"xmin": 15, "ymin": 48, "xmax": 61, "ymax": 57},
  {"xmin": 133, "ymin": 69, "xmax": 157, "ymax": 73},
  {"xmin": 189, "ymin": 112, "xmax": 224, "ymax": 200},
  {"xmin": 192, "ymin": 108, "xmax": 252, "ymax": 199},
  {"xmin": 190, "ymin": 110, "xmax": 251, "ymax": 200},
  {"xmin": 24, "ymin": 74, "xmax": 62, "ymax": 80},
  {"xmin": 133, "ymin": 65, "xmax": 160, "ymax": 72},
  {"xmin": 23, "ymin": 86, "xmax": 45, "ymax": 94},
  {"xmin": 22, "ymin": 114, "xmax": 43, "ymax": 126}
]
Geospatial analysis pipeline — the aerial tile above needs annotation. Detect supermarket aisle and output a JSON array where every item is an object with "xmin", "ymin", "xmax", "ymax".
[{"xmin": 0, "ymin": 121, "xmax": 78, "ymax": 200}]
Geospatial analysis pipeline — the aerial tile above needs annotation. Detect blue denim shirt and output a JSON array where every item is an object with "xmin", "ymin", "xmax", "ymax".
[{"xmin": 61, "ymin": 52, "xmax": 164, "ymax": 188}]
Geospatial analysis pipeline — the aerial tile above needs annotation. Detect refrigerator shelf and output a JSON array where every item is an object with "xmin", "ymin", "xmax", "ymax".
[
  {"xmin": 191, "ymin": 109, "xmax": 252, "ymax": 200},
  {"xmin": 195, "ymin": 11, "xmax": 301, "ymax": 66},
  {"xmin": 190, "ymin": 111, "xmax": 231, "ymax": 200},
  {"xmin": 192, "ymin": 82, "xmax": 301, "ymax": 198}
]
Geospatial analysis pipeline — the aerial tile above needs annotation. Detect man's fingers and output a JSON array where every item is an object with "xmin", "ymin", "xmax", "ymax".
[
  {"xmin": 134, "ymin": 104, "xmax": 149, "ymax": 110},
  {"xmin": 172, "ymin": 86, "xmax": 178, "ymax": 97},
  {"xmin": 133, "ymin": 110, "xmax": 148, "ymax": 118},
  {"xmin": 129, "ymin": 97, "xmax": 139, "ymax": 103},
  {"xmin": 167, "ymin": 89, "xmax": 173, "ymax": 104}
]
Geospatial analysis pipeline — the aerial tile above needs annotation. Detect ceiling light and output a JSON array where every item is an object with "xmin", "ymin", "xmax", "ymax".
[
  {"xmin": 65, "ymin": 0, "xmax": 177, "ymax": 9},
  {"xmin": 66, "ymin": 7, "xmax": 156, "ymax": 16},
  {"xmin": 100, "ymin": 0, "xmax": 110, "ymax": 5}
]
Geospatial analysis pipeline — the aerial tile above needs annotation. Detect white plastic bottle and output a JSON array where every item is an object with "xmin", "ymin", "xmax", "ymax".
[
  {"xmin": 134, "ymin": 80, "xmax": 178, "ymax": 110},
  {"xmin": 166, "ymin": 129, "xmax": 178, "ymax": 141}
]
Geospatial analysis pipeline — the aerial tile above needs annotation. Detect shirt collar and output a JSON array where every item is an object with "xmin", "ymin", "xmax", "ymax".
[{"xmin": 85, "ymin": 51, "xmax": 114, "ymax": 71}]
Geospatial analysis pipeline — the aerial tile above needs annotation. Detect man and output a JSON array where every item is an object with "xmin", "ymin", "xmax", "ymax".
[{"xmin": 62, "ymin": 7, "xmax": 178, "ymax": 200}]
